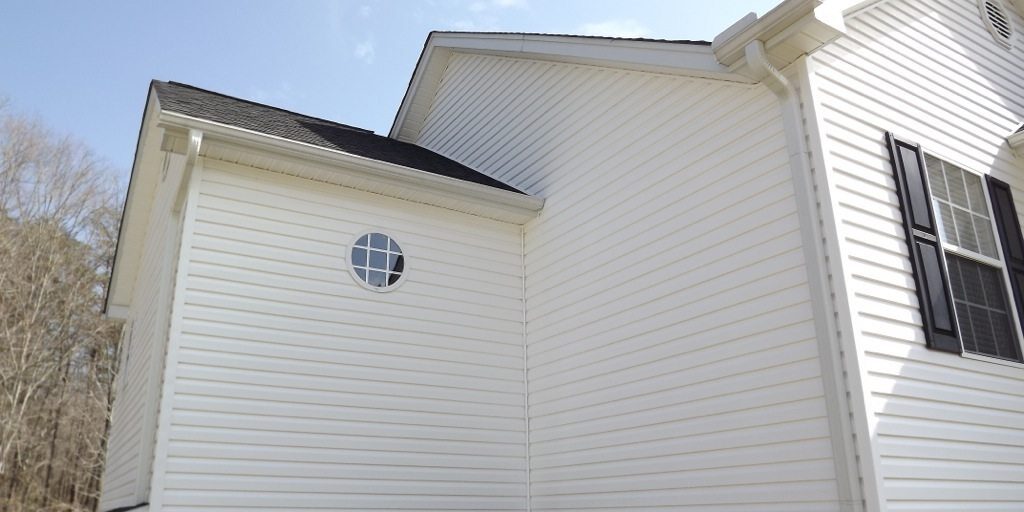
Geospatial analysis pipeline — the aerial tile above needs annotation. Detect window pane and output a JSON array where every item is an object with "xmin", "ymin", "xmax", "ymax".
[
  {"xmin": 953, "ymin": 208, "xmax": 979, "ymax": 252},
  {"xmin": 926, "ymin": 155, "xmax": 948, "ymax": 201},
  {"xmin": 367, "ymin": 270, "xmax": 387, "ymax": 287},
  {"xmin": 947, "ymin": 166, "xmax": 969, "ymax": 210},
  {"xmin": 965, "ymin": 172, "xmax": 987, "ymax": 214},
  {"xmin": 946, "ymin": 253, "xmax": 1018, "ymax": 360},
  {"xmin": 976, "ymin": 213, "xmax": 998, "ymax": 258},
  {"xmin": 369, "ymin": 250, "xmax": 388, "ymax": 270},
  {"xmin": 352, "ymin": 247, "xmax": 367, "ymax": 267},
  {"xmin": 370, "ymin": 233, "xmax": 389, "ymax": 250},
  {"xmin": 355, "ymin": 234, "xmax": 369, "ymax": 248},
  {"xmin": 936, "ymin": 202, "xmax": 958, "ymax": 246}
]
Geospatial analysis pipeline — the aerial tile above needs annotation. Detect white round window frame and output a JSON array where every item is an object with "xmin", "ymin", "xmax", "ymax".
[
  {"xmin": 347, "ymin": 231, "xmax": 409, "ymax": 293},
  {"xmin": 979, "ymin": 0, "xmax": 1014, "ymax": 50}
]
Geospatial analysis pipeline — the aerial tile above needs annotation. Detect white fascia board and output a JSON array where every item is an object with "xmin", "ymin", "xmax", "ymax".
[
  {"xmin": 1007, "ymin": 125, "xmax": 1024, "ymax": 151},
  {"xmin": 712, "ymin": 0, "xmax": 845, "ymax": 72},
  {"xmin": 158, "ymin": 110, "xmax": 545, "ymax": 221},
  {"xmin": 389, "ymin": 31, "xmax": 749, "ymax": 141},
  {"xmin": 105, "ymin": 87, "xmax": 164, "ymax": 319}
]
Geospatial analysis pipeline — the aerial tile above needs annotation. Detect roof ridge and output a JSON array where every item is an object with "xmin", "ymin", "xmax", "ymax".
[
  {"xmin": 429, "ymin": 31, "xmax": 711, "ymax": 46},
  {"xmin": 158, "ymin": 80, "xmax": 375, "ymax": 134}
]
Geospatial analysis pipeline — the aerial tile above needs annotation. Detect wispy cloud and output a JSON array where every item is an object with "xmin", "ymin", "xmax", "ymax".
[
  {"xmin": 577, "ymin": 19, "xmax": 649, "ymax": 38},
  {"xmin": 354, "ymin": 40, "xmax": 376, "ymax": 64}
]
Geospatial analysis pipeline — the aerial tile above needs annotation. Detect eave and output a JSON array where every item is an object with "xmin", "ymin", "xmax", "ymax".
[
  {"xmin": 712, "ymin": 0, "xmax": 845, "ymax": 77},
  {"xmin": 106, "ymin": 86, "xmax": 543, "ymax": 319}
]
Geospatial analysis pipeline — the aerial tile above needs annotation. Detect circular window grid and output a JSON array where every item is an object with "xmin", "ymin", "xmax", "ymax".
[{"xmin": 349, "ymin": 232, "xmax": 407, "ymax": 292}]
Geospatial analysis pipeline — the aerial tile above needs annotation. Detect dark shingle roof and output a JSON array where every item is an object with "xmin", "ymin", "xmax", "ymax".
[{"xmin": 152, "ymin": 81, "xmax": 523, "ymax": 193}]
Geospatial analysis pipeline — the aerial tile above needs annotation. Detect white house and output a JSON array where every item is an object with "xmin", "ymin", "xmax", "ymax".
[{"xmin": 98, "ymin": 0, "xmax": 1024, "ymax": 510}]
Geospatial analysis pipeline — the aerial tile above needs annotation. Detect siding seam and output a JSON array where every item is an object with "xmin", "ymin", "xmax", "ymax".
[{"xmin": 521, "ymin": 224, "xmax": 532, "ymax": 512}]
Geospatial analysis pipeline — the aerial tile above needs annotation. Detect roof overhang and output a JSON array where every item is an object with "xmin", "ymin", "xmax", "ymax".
[
  {"xmin": 389, "ymin": 32, "xmax": 749, "ymax": 142},
  {"xmin": 106, "ymin": 83, "xmax": 543, "ymax": 319},
  {"xmin": 712, "ymin": 0, "xmax": 846, "ymax": 77}
]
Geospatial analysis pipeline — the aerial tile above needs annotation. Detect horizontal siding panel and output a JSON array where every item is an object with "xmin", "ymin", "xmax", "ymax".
[
  {"xmin": 163, "ymin": 166, "xmax": 528, "ymax": 509},
  {"xmin": 417, "ymin": 52, "xmax": 838, "ymax": 509},
  {"xmin": 166, "ymin": 457, "xmax": 523, "ymax": 482},
  {"xmin": 161, "ymin": 490, "xmax": 523, "ymax": 509},
  {"xmin": 166, "ymin": 441, "xmax": 525, "ymax": 470},
  {"xmin": 816, "ymin": 1, "xmax": 1024, "ymax": 508}
]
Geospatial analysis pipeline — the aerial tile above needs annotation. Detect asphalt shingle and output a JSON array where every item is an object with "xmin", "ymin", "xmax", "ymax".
[{"xmin": 152, "ymin": 80, "xmax": 523, "ymax": 194}]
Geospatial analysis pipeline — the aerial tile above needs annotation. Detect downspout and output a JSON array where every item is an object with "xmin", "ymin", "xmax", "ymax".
[{"xmin": 743, "ymin": 40, "xmax": 865, "ymax": 512}]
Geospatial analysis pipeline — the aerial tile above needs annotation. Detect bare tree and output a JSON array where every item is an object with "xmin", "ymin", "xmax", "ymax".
[{"xmin": 0, "ymin": 100, "xmax": 122, "ymax": 511}]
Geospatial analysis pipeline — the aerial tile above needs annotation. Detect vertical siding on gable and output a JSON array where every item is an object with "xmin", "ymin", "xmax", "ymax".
[
  {"xmin": 100, "ymin": 154, "xmax": 185, "ymax": 511},
  {"xmin": 159, "ymin": 162, "xmax": 527, "ymax": 511},
  {"xmin": 812, "ymin": 0, "xmax": 1024, "ymax": 509},
  {"xmin": 418, "ymin": 53, "xmax": 844, "ymax": 511}
]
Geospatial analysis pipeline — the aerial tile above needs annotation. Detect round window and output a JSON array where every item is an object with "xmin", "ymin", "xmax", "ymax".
[{"xmin": 349, "ymin": 232, "xmax": 406, "ymax": 291}]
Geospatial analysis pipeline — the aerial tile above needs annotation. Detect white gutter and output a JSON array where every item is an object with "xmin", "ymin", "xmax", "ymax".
[{"xmin": 743, "ymin": 39, "xmax": 867, "ymax": 512}]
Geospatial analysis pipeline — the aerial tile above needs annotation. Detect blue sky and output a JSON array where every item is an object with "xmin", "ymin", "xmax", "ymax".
[{"xmin": 1, "ymin": 1, "xmax": 779, "ymax": 180}]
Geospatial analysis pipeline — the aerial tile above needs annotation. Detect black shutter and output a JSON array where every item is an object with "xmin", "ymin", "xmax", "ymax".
[
  {"xmin": 885, "ymin": 133, "xmax": 962, "ymax": 353},
  {"xmin": 985, "ymin": 175, "xmax": 1024, "ymax": 353}
]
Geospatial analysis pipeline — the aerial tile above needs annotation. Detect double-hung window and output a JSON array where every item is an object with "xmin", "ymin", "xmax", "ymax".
[{"xmin": 887, "ymin": 132, "xmax": 1024, "ymax": 363}]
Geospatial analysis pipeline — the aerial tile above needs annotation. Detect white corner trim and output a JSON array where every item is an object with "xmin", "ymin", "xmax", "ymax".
[
  {"xmin": 158, "ymin": 110, "xmax": 544, "ymax": 222},
  {"xmin": 146, "ymin": 158, "xmax": 204, "ymax": 510},
  {"xmin": 798, "ymin": 54, "xmax": 886, "ymax": 512},
  {"xmin": 744, "ymin": 40, "xmax": 866, "ymax": 511}
]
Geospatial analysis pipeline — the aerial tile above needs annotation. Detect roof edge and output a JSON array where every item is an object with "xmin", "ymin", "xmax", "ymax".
[
  {"xmin": 104, "ymin": 82, "xmax": 162, "ymax": 319},
  {"xmin": 712, "ymin": 0, "xmax": 846, "ymax": 73},
  {"xmin": 159, "ymin": 110, "xmax": 544, "ymax": 219},
  {"xmin": 389, "ymin": 31, "xmax": 750, "ymax": 142}
]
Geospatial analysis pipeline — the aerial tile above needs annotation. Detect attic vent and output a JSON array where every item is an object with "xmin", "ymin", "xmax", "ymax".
[{"xmin": 980, "ymin": 0, "xmax": 1014, "ymax": 49}]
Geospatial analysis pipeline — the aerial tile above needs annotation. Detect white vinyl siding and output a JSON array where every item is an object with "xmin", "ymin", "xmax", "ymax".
[
  {"xmin": 158, "ymin": 161, "xmax": 527, "ymax": 511},
  {"xmin": 418, "ymin": 53, "xmax": 843, "ymax": 511},
  {"xmin": 810, "ymin": 0, "xmax": 1024, "ymax": 508},
  {"xmin": 100, "ymin": 153, "xmax": 186, "ymax": 510}
]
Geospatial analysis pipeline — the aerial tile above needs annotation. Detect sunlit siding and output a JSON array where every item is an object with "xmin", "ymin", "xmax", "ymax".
[
  {"xmin": 158, "ymin": 161, "xmax": 527, "ymax": 511},
  {"xmin": 100, "ymin": 154, "xmax": 185, "ymax": 510},
  {"xmin": 418, "ymin": 52, "xmax": 842, "ymax": 511},
  {"xmin": 812, "ymin": 0, "xmax": 1024, "ymax": 509}
]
